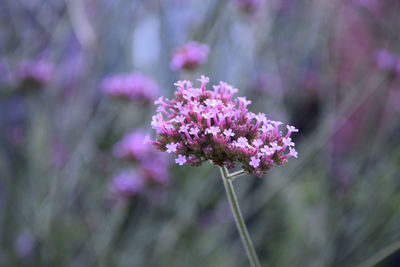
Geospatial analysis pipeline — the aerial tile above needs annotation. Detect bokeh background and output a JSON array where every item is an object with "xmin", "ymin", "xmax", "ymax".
[{"xmin": 1, "ymin": 0, "xmax": 400, "ymax": 266}]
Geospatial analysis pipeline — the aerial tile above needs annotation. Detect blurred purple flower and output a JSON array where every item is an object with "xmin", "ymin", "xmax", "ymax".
[
  {"xmin": 354, "ymin": 0, "xmax": 380, "ymax": 12},
  {"xmin": 15, "ymin": 59, "xmax": 53, "ymax": 88},
  {"xmin": 109, "ymin": 170, "xmax": 145, "ymax": 199},
  {"xmin": 113, "ymin": 131, "xmax": 152, "ymax": 161},
  {"xmin": 14, "ymin": 230, "xmax": 36, "ymax": 259},
  {"xmin": 102, "ymin": 72, "xmax": 160, "ymax": 104},
  {"xmin": 114, "ymin": 130, "xmax": 170, "ymax": 185},
  {"xmin": 139, "ymin": 156, "xmax": 170, "ymax": 185},
  {"xmin": 374, "ymin": 49, "xmax": 397, "ymax": 71},
  {"xmin": 149, "ymin": 76, "xmax": 298, "ymax": 176},
  {"xmin": 170, "ymin": 41, "xmax": 209, "ymax": 71},
  {"xmin": 51, "ymin": 140, "xmax": 67, "ymax": 169}
]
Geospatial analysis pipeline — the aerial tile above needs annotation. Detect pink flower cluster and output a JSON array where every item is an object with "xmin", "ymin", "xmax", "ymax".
[
  {"xmin": 102, "ymin": 72, "xmax": 159, "ymax": 104},
  {"xmin": 149, "ymin": 76, "xmax": 298, "ymax": 176},
  {"xmin": 170, "ymin": 41, "xmax": 209, "ymax": 71},
  {"xmin": 113, "ymin": 131, "xmax": 169, "ymax": 185}
]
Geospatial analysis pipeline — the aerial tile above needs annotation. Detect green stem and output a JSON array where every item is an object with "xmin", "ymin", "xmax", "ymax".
[
  {"xmin": 356, "ymin": 240, "xmax": 400, "ymax": 267},
  {"xmin": 219, "ymin": 167, "xmax": 261, "ymax": 267}
]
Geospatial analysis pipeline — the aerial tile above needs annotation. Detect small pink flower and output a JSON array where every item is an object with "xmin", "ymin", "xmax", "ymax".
[
  {"xmin": 286, "ymin": 125, "xmax": 299, "ymax": 133},
  {"xmin": 206, "ymin": 126, "xmax": 220, "ymax": 135},
  {"xmin": 223, "ymin": 129, "xmax": 235, "ymax": 137},
  {"xmin": 249, "ymin": 156, "xmax": 260, "ymax": 168},
  {"xmin": 175, "ymin": 115, "xmax": 185, "ymax": 123},
  {"xmin": 261, "ymin": 145, "xmax": 274, "ymax": 156},
  {"xmin": 175, "ymin": 154, "xmax": 187, "ymax": 165},
  {"xmin": 166, "ymin": 142, "xmax": 178, "ymax": 153},
  {"xmin": 271, "ymin": 142, "xmax": 282, "ymax": 151},
  {"xmin": 197, "ymin": 75, "xmax": 210, "ymax": 84},
  {"xmin": 235, "ymin": 137, "xmax": 249, "ymax": 148},
  {"xmin": 252, "ymin": 139, "xmax": 263, "ymax": 147},
  {"xmin": 202, "ymin": 112, "xmax": 214, "ymax": 120},
  {"xmin": 179, "ymin": 125, "xmax": 189, "ymax": 133},
  {"xmin": 256, "ymin": 113, "xmax": 267, "ymax": 123},
  {"xmin": 193, "ymin": 105, "xmax": 205, "ymax": 113},
  {"xmin": 260, "ymin": 125, "xmax": 273, "ymax": 133},
  {"xmin": 237, "ymin": 97, "xmax": 252, "ymax": 108},
  {"xmin": 282, "ymin": 137, "xmax": 294, "ymax": 147},
  {"xmin": 289, "ymin": 148, "xmax": 298, "ymax": 158},
  {"xmin": 189, "ymin": 127, "xmax": 200, "ymax": 136}
]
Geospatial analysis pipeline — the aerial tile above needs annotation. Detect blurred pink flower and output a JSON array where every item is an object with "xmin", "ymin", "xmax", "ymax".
[
  {"xmin": 374, "ymin": 49, "xmax": 397, "ymax": 71},
  {"xmin": 113, "ymin": 131, "xmax": 150, "ymax": 161},
  {"xmin": 16, "ymin": 59, "xmax": 53, "ymax": 88},
  {"xmin": 14, "ymin": 230, "xmax": 36, "ymax": 259},
  {"xmin": 170, "ymin": 41, "xmax": 209, "ymax": 71},
  {"xmin": 139, "ymin": 157, "xmax": 170, "ymax": 185},
  {"xmin": 114, "ymin": 130, "xmax": 170, "ymax": 186},
  {"xmin": 109, "ymin": 170, "xmax": 145, "ymax": 199},
  {"xmin": 102, "ymin": 72, "xmax": 160, "ymax": 104}
]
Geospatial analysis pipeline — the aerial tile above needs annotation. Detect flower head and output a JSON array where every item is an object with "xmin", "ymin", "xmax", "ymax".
[
  {"xmin": 170, "ymin": 41, "xmax": 209, "ymax": 71},
  {"xmin": 149, "ymin": 76, "xmax": 299, "ymax": 176},
  {"xmin": 102, "ymin": 72, "xmax": 159, "ymax": 104}
]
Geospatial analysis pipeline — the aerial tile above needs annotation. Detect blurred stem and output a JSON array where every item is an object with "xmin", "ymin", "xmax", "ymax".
[
  {"xmin": 219, "ymin": 167, "xmax": 261, "ymax": 267},
  {"xmin": 357, "ymin": 240, "xmax": 400, "ymax": 267},
  {"xmin": 98, "ymin": 201, "xmax": 130, "ymax": 267}
]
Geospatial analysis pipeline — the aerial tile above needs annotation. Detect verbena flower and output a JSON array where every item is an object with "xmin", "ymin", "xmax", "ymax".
[
  {"xmin": 170, "ymin": 41, "xmax": 209, "ymax": 71},
  {"xmin": 102, "ymin": 72, "xmax": 159, "ymax": 104},
  {"xmin": 113, "ymin": 130, "xmax": 170, "ymax": 185},
  {"xmin": 109, "ymin": 170, "xmax": 145, "ymax": 199},
  {"xmin": 149, "ymin": 76, "xmax": 298, "ymax": 176}
]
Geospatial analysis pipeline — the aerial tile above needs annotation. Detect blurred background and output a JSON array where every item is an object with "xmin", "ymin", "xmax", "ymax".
[{"xmin": 1, "ymin": 0, "xmax": 400, "ymax": 266}]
